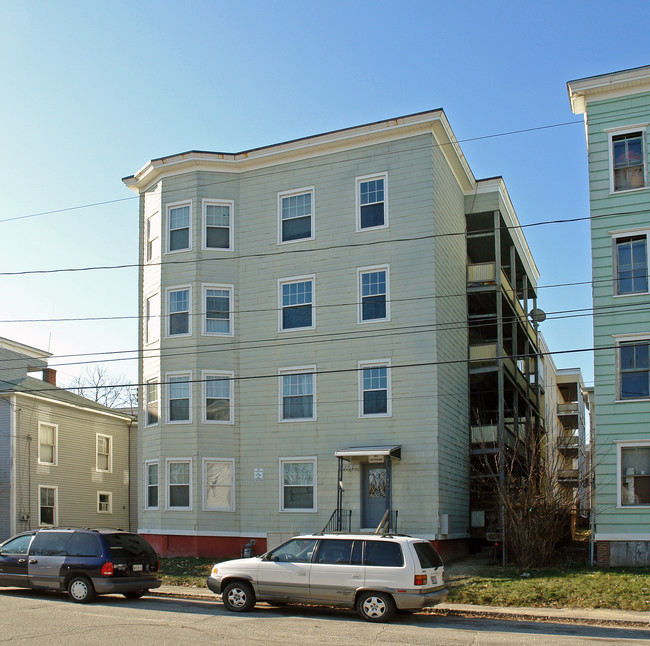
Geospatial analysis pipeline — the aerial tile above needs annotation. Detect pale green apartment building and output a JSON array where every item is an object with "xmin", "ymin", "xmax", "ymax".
[
  {"xmin": 124, "ymin": 110, "xmax": 542, "ymax": 559},
  {"xmin": 569, "ymin": 66, "xmax": 650, "ymax": 566}
]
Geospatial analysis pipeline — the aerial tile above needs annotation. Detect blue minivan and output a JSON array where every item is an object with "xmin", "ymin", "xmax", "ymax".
[{"xmin": 0, "ymin": 528, "xmax": 161, "ymax": 602}]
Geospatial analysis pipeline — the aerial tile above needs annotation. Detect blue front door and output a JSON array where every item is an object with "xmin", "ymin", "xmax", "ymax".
[{"xmin": 361, "ymin": 463, "xmax": 387, "ymax": 529}]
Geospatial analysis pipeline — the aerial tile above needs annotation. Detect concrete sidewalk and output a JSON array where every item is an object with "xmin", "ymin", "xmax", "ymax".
[{"xmin": 150, "ymin": 585, "xmax": 650, "ymax": 628}]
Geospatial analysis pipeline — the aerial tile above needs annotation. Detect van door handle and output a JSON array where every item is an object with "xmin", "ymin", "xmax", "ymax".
[
  {"xmin": 352, "ymin": 574, "xmax": 362, "ymax": 579},
  {"xmin": 17, "ymin": 559, "xmax": 26, "ymax": 564},
  {"xmin": 298, "ymin": 571, "xmax": 307, "ymax": 576},
  {"xmin": 29, "ymin": 559, "xmax": 38, "ymax": 564}
]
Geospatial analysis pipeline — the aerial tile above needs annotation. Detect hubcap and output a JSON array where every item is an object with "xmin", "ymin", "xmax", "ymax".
[
  {"xmin": 70, "ymin": 580, "xmax": 88, "ymax": 600},
  {"xmin": 227, "ymin": 587, "xmax": 247, "ymax": 607},
  {"xmin": 362, "ymin": 596, "xmax": 386, "ymax": 618}
]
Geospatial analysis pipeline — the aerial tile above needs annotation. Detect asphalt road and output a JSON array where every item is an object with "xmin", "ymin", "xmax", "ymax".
[{"xmin": 3, "ymin": 589, "xmax": 650, "ymax": 646}]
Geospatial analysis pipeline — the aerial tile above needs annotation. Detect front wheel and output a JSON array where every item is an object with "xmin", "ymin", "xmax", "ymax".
[
  {"xmin": 357, "ymin": 591, "xmax": 395, "ymax": 622},
  {"xmin": 68, "ymin": 576, "xmax": 96, "ymax": 603},
  {"xmin": 222, "ymin": 581, "xmax": 256, "ymax": 612}
]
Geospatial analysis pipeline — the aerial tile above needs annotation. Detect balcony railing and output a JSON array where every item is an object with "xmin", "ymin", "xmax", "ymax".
[{"xmin": 558, "ymin": 402, "xmax": 579, "ymax": 415}]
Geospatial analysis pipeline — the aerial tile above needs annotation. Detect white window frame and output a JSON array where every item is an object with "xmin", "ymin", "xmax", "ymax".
[
  {"xmin": 202, "ymin": 458, "xmax": 235, "ymax": 512},
  {"xmin": 357, "ymin": 264, "xmax": 390, "ymax": 323},
  {"xmin": 145, "ymin": 292, "xmax": 160, "ymax": 344},
  {"xmin": 166, "ymin": 285, "xmax": 192, "ymax": 338},
  {"xmin": 145, "ymin": 459, "xmax": 159, "ymax": 511},
  {"xmin": 279, "ymin": 457, "xmax": 317, "ymax": 512},
  {"xmin": 166, "ymin": 371, "xmax": 192, "ymax": 424},
  {"xmin": 607, "ymin": 125, "xmax": 649, "ymax": 194},
  {"xmin": 37, "ymin": 422, "xmax": 57, "ymax": 466},
  {"xmin": 166, "ymin": 458, "xmax": 193, "ymax": 511},
  {"xmin": 202, "ymin": 283, "xmax": 234, "ymax": 337},
  {"xmin": 202, "ymin": 370, "xmax": 234, "ymax": 424},
  {"xmin": 358, "ymin": 359, "xmax": 392, "ymax": 418},
  {"xmin": 145, "ymin": 378, "xmax": 159, "ymax": 427},
  {"xmin": 614, "ymin": 333, "xmax": 650, "ymax": 402},
  {"xmin": 279, "ymin": 366, "xmax": 316, "ymax": 422},
  {"xmin": 39, "ymin": 485, "xmax": 57, "ymax": 526},
  {"xmin": 145, "ymin": 211, "xmax": 160, "ymax": 262},
  {"xmin": 612, "ymin": 228, "xmax": 650, "ymax": 297},
  {"xmin": 616, "ymin": 440, "xmax": 650, "ymax": 508},
  {"xmin": 202, "ymin": 199, "xmax": 234, "ymax": 251},
  {"xmin": 96, "ymin": 433, "xmax": 112, "ymax": 473},
  {"xmin": 356, "ymin": 172, "xmax": 388, "ymax": 231},
  {"xmin": 166, "ymin": 200, "xmax": 192, "ymax": 253},
  {"xmin": 277, "ymin": 187, "xmax": 315, "ymax": 245},
  {"xmin": 97, "ymin": 491, "xmax": 112, "ymax": 514},
  {"xmin": 278, "ymin": 275, "xmax": 315, "ymax": 332}
]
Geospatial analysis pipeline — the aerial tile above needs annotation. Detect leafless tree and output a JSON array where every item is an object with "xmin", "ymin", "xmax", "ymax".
[{"xmin": 67, "ymin": 365, "xmax": 137, "ymax": 412}]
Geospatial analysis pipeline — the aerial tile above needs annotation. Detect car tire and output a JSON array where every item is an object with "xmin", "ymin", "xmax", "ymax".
[
  {"xmin": 68, "ymin": 576, "xmax": 96, "ymax": 603},
  {"xmin": 123, "ymin": 590, "xmax": 146, "ymax": 599},
  {"xmin": 357, "ymin": 591, "xmax": 395, "ymax": 622},
  {"xmin": 222, "ymin": 581, "xmax": 256, "ymax": 612}
]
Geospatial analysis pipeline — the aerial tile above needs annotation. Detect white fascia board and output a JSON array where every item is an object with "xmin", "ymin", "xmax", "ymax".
[
  {"xmin": 568, "ymin": 66, "xmax": 650, "ymax": 115},
  {"xmin": 9, "ymin": 391, "xmax": 134, "ymax": 422},
  {"xmin": 0, "ymin": 336, "xmax": 51, "ymax": 361},
  {"xmin": 123, "ymin": 110, "xmax": 477, "ymax": 195}
]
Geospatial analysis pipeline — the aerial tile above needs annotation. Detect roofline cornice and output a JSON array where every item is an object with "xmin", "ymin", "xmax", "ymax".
[
  {"xmin": 568, "ymin": 65, "xmax": 650, "ymax": 115},
  {"xmin": 0, "ymin": 336, "xmax": 51, "ymax": 360},
  {"xmin": 123, "ymin": 109, "xmax": 476, "ymax": 194}
]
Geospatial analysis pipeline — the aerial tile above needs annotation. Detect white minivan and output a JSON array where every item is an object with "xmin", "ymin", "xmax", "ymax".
[{"xmin": 206, "ymin": 533, "xmax": 448, "ymax": 622}]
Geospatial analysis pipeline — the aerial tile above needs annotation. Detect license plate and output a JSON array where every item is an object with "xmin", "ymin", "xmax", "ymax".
[{"xmin": 133, "ymin": 564, "xmax": 143, "ymax": 572}]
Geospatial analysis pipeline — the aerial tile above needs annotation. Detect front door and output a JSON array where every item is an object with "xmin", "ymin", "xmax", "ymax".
[{"xmin": 361, "ymin": 463, "xmax": 387, "ymax": 529}]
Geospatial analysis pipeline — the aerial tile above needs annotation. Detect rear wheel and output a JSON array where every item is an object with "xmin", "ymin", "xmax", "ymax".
[
  {"xmin": 123, "ymin": 590, "xmax": 146, "ymax": 599},
  {"xmin": 68, "ymin": 576, "xmax": 96, "ymax": 603},
  {"xmin": 222, "ymin": 581, "xmax": 256, "ymax": 612},
  {"xmin": 357, "ymin": 591, "xmax": 395, "ymax": 622}
]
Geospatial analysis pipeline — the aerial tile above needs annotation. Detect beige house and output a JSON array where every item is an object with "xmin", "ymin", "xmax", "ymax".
[{"xmin": 0, "ymin": 337, "xmax": 135, "ymax": 540}]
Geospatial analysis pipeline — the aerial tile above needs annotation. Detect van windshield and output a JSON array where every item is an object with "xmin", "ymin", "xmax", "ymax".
[{"xmin": 413, "ymin": 542, "xmax": 443, "ymax": 569}]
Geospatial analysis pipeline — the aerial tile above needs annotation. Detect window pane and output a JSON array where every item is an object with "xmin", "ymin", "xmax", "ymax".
[
  {"xmin": 206, "ymin": 204, "xmax": 229, "ymax": 227},
  {"xmin": 364, "ymin": 541, "xmax": 404, "ymax": 567},
  {"xmin": 206, "ymin": 289, "xmax": 230, "ymax": 333},
  {"xmin": 621, "ymin": 372, "xmax": 650, "ymax": 399},
  {"xmin": 361, "ymin": 203, "xmax": 384, "ymax": 228},
  {"xmin": 282, "ymin": 216, "xmax": 311, "ymax": 241},
  {"xmin": 621, "ymin": 447, "xmax": 650, "ymax": 505},
  {"xmin": 364, "ymin": 390, "xmax": 387, "ymax": 415},
  {"xmin": 283, "ymin": 485, "xmax": 313, "ymax": 509},
  {"xmin": 362, "ymin": 295, "xmax": 386, "ymax": 320},
  {"xmin": 283, "ymin": 462, "xmax": 313, "ymax": 485},
  {"xmin": 170, "ymin": 228, "xmax": 189, "ymax": 251},
  {"xmin": 170, "ymin": 206, "xmax": 189, "ymax": 229},
  {"xmin": 169, "ymin": 462, "xmax": 189, "ymax": 484},
  {"xmin": 169, "ymin": 485, "xmax": 190, "ymax": 507},
  {"xmin": 170, "ymin": 399, "xmax": 189, "ymax": 420},
  {"xmin": 205, "ymin": 461, "xmax": 232, "ymax": 509},
  {"xmin": 282, "ymin": 304, "xmax": 312, "ymax": 328},
  {"xmin": 315, "ymin": 539, "xmax": 354, "ymax": 564},
  {"xmin": 206, "ymin": 227, "xmax": 230, "ymax": 249},
  {"xmin": 170, "ymin": 377, "xmax": 190, "ymax": 399}
]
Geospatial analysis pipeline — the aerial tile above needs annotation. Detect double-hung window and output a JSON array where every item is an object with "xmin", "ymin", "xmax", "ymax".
[
  {"xmin": 358, "ymin": 266, "xmax": 389, "ymax": 322},
  {"xmin": 203, "ymin": 200, "xmax": 232, "ymax": 250},
  {"xmin": 203, "ymin": 458, "xmax": 234, "ymax": 511},
  {"xmin": 279, "ymin": 276, "xmax": 314, "ymax": 330},
  {"xmin": 359, "ymin": 360, "xmax": 391, "ymax": 417},
  {"xmin": 280, "ymin": 458, "xmax": 317, "ymax": 511},
  {"xmin": 280, "ymin": 367, "xmax": 315, "ymax": 421},
  {"xmin": 610, "ymin": 129, "xmax": 647, "ymax": 192},
  {"xmin": 203, "ymin": 284, "xmax": 232, "ymax": 335},
  {"xmin": 146, "ymin": 212, "xmax": 160, "ymax": 261},
  {"xmin": 96, "ymin": 434, "xmax": 112, "ymax": 472},
  {"xmin": 615, "ymin": 234, "xmax": 648, "ymax": 295},
  {"xmin": 168, "ymin": 373, "xmax": 191, "ymax": 423},
  {"xmin": 39, "ymin": 486, "xmax": 57, "ymax": 526},
  {"xmin": 279, "ymin": 188, "xmax": 313, "ymax": 243},
  {"xmin": 203, "ymin": 371, "xmax": 233, "ymax": 423},
  {"xmin": 146, "ymin": 379, "xmax": 159, "ymax": 426},
  {"xmin": 168, "ymin": 202, "xmax": 191, "ymax": 252},
  {"xmin": 38, "ymin": 422, "xmax": 57, "ymax": 465},
  {"xmin": 357, "ymin": 173, "xmax": 388, "ymax": 230},
  {"xmin": 145, "ymin": 460, "xmax": 159, "ymax": 510},
  {"xmin": 620, "ymin": 444, "xmax": 650, "ymax": 506},
  {"xmin": 97, "ymin": 492, "xmax": 112, "ymax": 514},
  {"xmin": 618, "ymin": 338, "xmax": 650, "ymax": 400},
  {"xmin": 167, "ymin": 459, "xmax": 192, "ymax": 510},
  {"xmin": 145, "ymin": 293, "xmax": 160, "ymax": 344},
  {"xmin": 168, "ymin": 287, "xmax": 191, "ymax": 336}
]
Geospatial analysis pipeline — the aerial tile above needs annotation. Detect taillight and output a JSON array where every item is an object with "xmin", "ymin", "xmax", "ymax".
[
  {"xmin": 414, "ymin": 574, "xmax": 427, "ymax": 586},
  {"xmin": 101, "ymin": 561, "xmax": 114, "ymax": 576}
]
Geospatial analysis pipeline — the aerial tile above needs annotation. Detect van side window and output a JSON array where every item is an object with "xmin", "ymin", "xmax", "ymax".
[
  {"xmin": 30, "ymin": 532, "xmax": 70, "ymax": 556},
  {"xmin": 315, "ymin": 539, "xmax": 355, "ymax": 564},
  {"xmin": 364, "ymin": 541, "xmax": 404, "ymax": 567},
  {"xmin": 0, "ymin": 534, "xmax": 33, "ymax": 555},
  {"xmin": 68, "ymin": 533, "xmax": 102, "ymax": 557},
  {"xmin": 269, "ymin": 538, "xmax": 317, "ymax": 563}
]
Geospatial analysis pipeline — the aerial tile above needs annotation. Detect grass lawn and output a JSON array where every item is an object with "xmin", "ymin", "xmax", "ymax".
[
  {"xmin": 448, "ymin": 566, "xmax": 650, "ymax": 612},
  {"xmin": 159, "ymin": 557, "xmax": 218, "ymax": 588}
]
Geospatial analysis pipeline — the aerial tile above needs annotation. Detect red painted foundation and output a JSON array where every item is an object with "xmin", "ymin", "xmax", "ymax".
[{"xmin": 144, "ymin": 533, "xmax": 469, "ymax": 562}]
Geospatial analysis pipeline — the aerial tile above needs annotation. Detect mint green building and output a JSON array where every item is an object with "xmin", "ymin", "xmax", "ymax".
[
  {"xmin": 569, "ymin": 66, "xmax": 650, "ymax": 566},
  {"xmin": 123, "ymin": 110, "xmax": 542, "ymax": 560}
]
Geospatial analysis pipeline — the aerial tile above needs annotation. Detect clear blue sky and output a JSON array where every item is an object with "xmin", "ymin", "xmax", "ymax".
[{"xmin": 1, "ymin": 0, "xmax": 648, "ymax": 387}]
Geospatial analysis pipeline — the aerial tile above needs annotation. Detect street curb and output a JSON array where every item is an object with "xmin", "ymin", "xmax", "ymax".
[{"xmin": 149, "ymin": 590, "xmax": 650, "ymax": 628}]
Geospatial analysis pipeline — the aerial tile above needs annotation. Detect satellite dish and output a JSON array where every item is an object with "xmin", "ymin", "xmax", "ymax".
[{"xmin": 529, "ymin": 308, "xmax": 546, "ymax": 323}]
